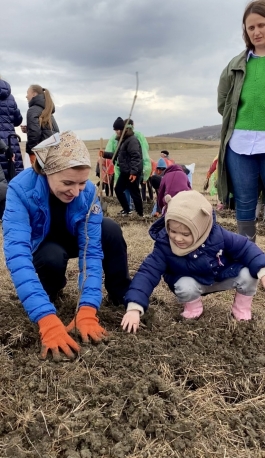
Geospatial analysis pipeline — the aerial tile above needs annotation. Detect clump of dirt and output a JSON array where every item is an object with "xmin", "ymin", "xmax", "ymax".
[
  {"xmin": 2, "ymin": 200, "xmax": 265, "ymax": 457},
  {"xmin": 1, "ymin": 286, "xmax": 265, "ymax": 457}
]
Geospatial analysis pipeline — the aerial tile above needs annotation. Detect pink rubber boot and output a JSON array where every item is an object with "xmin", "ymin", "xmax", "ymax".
[
  {"xmin": 231, "ymin": 292, "xmax": 253, "ymax": 321},
  {"xmin": 181, "ymin": 297, "xmax": 203, "ymax": 319}
]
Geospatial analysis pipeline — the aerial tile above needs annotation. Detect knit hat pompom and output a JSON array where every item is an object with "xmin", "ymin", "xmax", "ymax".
[
  {"xmin": 164, "ymin": 194, "xmax": 172, "ymax": 204},
  {"xmin": 113, "ymin": 117, "xmax": 125, "ymax": 131},
  {"xmin": 165, "ymin": 190, "xmax": 213, "ymax": 256},
  {"xmin": 157, "ymin": 158, "xmax": 167, "ymax": 169}
]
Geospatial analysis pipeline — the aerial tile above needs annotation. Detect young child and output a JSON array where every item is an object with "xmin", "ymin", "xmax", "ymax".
[{"xmin": 121, "ymin": 190, "xmax": 265, "ymax": 333}]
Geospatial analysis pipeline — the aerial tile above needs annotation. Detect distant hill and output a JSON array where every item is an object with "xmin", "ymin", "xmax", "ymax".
[{"xmin": 158, "ymin": 125, "xmax": 221, "ymax": 141}]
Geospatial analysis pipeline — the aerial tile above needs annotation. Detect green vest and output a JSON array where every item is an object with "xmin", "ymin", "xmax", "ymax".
[{"xmin": 235, "ymin": 57, "xmax": 265, "ymax": 131}]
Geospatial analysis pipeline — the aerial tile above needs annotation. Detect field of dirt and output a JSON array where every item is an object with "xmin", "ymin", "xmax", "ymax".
[{"xmin": 2, "ymin": 142, "xmax": 265, "ymax": 457}]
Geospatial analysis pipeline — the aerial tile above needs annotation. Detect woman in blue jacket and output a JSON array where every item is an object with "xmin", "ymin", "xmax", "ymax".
[
  {"xmin": 122, "ymin": 190, "xmax": 265, "ymax": 333},
  {"xmin": 3, "ymin": 131, "xmax": 130, "ymax": 361},
  {"xmin": 0, "ymin": 78, "xmax": 23, "ymax": 177}
]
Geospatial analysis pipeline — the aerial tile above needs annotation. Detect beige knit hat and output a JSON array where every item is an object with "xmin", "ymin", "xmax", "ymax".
[
  {"xmin": 32, "ymin": 131, "xmax": 91, "ymax": 175},
  {"xmin": 165, "ymin": 190, "xmax": 213, "ymax": 256}
]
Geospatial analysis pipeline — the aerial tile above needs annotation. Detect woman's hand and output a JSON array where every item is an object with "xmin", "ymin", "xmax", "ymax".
[
  {"xmin": 121, "ymin": 310, "xmax": 140, "ymax": 334},
  {"xmin": 38, "ymin": 314, "xmax": 80, "ymax": 362},
  {"xmin": 261, "ymin": 276, "xmax": 265, "ymax": 288},
  {"xmin": 66, "ymin": 306, "xmax": 107, "ymax": 343}
]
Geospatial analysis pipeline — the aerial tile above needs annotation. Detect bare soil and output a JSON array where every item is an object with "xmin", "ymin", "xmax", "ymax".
[{"xmin": 1, "ymin": 145, "xmax": 265, "ymax": 457}]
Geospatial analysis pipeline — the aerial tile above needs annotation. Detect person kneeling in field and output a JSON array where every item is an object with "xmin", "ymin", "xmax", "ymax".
[
  {"xmin": 121, "ymin": 190, "xmax": 265, "ymax": 333},
  {"xmin": 3, "ymin": 131, "xmax": 131, "ymax": 361}
]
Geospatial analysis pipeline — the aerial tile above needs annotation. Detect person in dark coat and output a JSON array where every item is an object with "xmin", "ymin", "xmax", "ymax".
[
  {"xmin": 121, "ymin": 190, "xmax": 265, "ymax": 333},
  {"xmin": 0, "ymin": 139, "xmax": 8, "ymax": 218},
  {"xmin": 0, "ymin": 78, "xmax": 23, "ymax": 178},
  {"xmin": 102, "ymin": 117, "xmax": 143, "ymax": 216},
  {"xmin": 21, "ymin": 85, "xmax": 59, "ymax": 164}
]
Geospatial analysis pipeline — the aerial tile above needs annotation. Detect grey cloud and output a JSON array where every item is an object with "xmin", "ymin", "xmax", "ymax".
[{"xmin": 0, "ymin": 0, "xmax": 249, "ymax": 138}]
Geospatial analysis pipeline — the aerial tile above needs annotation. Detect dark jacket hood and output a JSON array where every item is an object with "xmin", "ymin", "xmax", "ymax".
[
  {"xmin": 29, "ymin": 93, "xmax": 55, "ymax": 113},
  {"xmin": 0, "ymin": 80, "xmax": 11, "ymax": 101}
]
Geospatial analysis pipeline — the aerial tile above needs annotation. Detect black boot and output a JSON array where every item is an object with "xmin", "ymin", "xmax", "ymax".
[{"xmin": 237, "ymin": 220, "xmax": 256, "ymax": 243}]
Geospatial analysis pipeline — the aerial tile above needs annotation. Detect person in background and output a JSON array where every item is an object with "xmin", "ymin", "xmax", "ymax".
[
  {"xmin": 150, "ymin": 159, "xmax": 190, "ymax": 215},
  {"xmin": 218, "ymin": 0, "xmax": 265, "ymax": 242},
  {"xmin": 160, "ymin": 150, "xmax": 175, "ymax": 167},
  {"xmin": 96, "ymin": 154, "xmax": 114, "ymax": 197},
  {"xmin": 104, "ymin": 118, "xmax": 151, "ymax": 209},
  {"xmin": 149, "ymin": 158, "xmax": 167, "ymax": 214},
  {"xmin": 3, "ymin": 131, "xmax": 131, "ymax": 361},
  {"xmin": 102, "ymin": 117, "xmax": 143, "ymax": 216},
  {"xmin": 157, "ymin": 164, "xmax": 191, "ymax": 214},
  {"xmin": 21, "ymin": 85, "xmax": 59, "ymax": 165},
  {"xmin": 0, "ymin": 140, "xmax": 8, "ymax": 218},
  {"xmin": 0, "ymin": 78, "xmax": 23, "ymax": 178},
  {"xmin": 203, "ymin": 155, "xmax": 224, "ymax": 210},
  {"xmin": 121, "ymin": 190, "xmax": 265, "ymax": 333}
]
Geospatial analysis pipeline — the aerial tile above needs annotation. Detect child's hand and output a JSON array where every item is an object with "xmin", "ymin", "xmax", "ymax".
[{"xmin": 121, "ymin": 310, "xmax": 140, "ymax": 334}]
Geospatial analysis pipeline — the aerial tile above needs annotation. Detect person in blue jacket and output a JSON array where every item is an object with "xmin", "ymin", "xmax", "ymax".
[
  {"xmin": 121, "ymin": 190, "xmax": 265, "ymax": 333},
  {"xmin": 0, "ymin": 78, "xmax": 23, "ymax": 177},
  {"xmin": 3, "ymin": 131, "xmax": 131, "ymax": 361}
]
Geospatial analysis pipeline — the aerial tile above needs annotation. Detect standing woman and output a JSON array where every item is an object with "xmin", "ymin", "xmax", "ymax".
[
  {"xmin": 0, "ymin": 78, "xmax": 23, "ymax": 177},
  {"xmin": 23, "ymin": 85, "xmax": 59, "ymax": 164},
  {"xmin": 218, "ymin": 0, "xmax": 265, "ymax": 242}
]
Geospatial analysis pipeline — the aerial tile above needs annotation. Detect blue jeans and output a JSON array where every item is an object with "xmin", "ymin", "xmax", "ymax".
[
  {"xmin": 124, "ymin": 189, "xmax": 133, "ymax": 210},
  {"xmin": 226, "ymin": 144, "xmax": 265, "ymax": 221}
]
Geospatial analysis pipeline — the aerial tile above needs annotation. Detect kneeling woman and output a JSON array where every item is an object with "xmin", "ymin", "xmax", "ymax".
[{"xmin": 3, "ymin": 131, "xmax": 130, "ymax": 361}]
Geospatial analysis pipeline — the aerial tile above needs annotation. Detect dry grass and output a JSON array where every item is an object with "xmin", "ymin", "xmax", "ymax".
[{"xmin": 1, "ymin": 139, "xmax": 265, "ymax": 457}]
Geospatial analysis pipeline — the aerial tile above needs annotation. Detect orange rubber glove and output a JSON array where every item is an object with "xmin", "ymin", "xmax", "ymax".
[
  {"xmin": 66, "ymin": 306, "xmax": 108, "ymax": 343},
  {"xmin": 129, "ymin": 174, "xmax": 137, "ymax": 182},
  {"xmin": 38, "ymin": 314, "xmax": 80, "ymax": 362}
]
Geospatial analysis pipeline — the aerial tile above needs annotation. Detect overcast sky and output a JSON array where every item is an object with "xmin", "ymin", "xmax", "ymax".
[{"xmin": 0, "ymin": 0, "xmax": 247, "ymax": 140}]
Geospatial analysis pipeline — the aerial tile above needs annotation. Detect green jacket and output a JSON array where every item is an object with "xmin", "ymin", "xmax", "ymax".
[
  {"xmin": 105, "ymin": 131, "xmax": 151, "ymax": 183},
  {"xmin": 217, "ymin": 50, "xmax": 248, "ymax": 203}
]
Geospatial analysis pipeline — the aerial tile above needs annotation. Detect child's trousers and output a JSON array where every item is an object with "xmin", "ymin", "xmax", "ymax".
[{"xmin": 174, "ymin": 267, "xmax": 258, "ymax": 303}]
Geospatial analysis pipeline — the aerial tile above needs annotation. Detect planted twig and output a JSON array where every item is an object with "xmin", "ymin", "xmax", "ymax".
[
  {"xmin": 73, "ymin": 74, "xmax": 139, "ymax": 340},
  {"xmin": 74, "ymin": 186, "xmax": 98, "ymax": 339},
  {"xmin": 99, "ymin": 137, "xmax": 104, "ymax": 206}
]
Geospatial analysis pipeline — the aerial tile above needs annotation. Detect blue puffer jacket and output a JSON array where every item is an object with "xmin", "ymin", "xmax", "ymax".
[
  {"xmin": 125, "ymin": 215, "xmax": 265, "ymax": 310},
  {"xmin": 0, "ymin": 80, "xmax": 23, "ymax": 177},
  {"xmin": 3, "ymin": 168, "xmax": 103, "ymax": 323}
]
